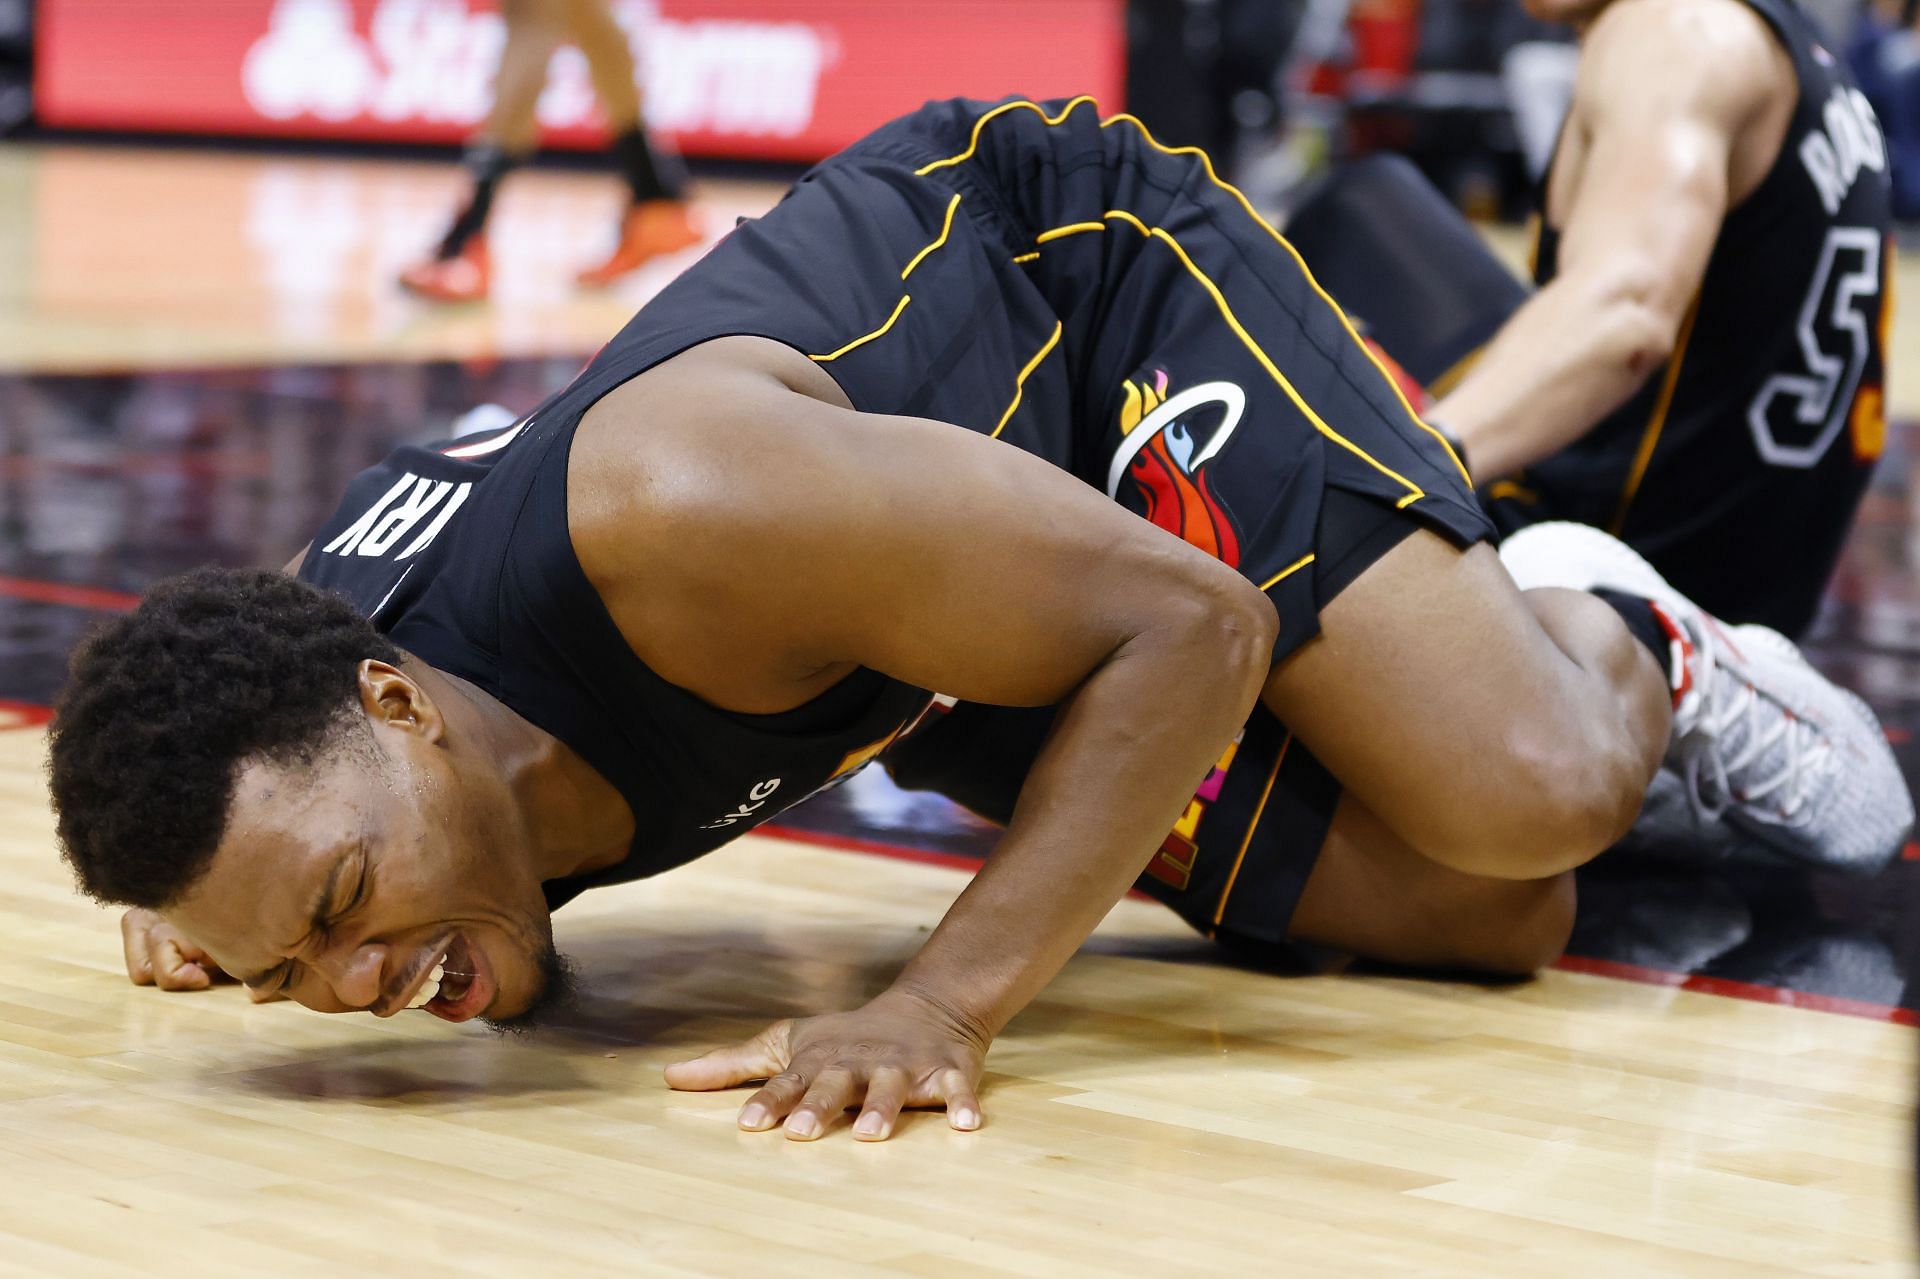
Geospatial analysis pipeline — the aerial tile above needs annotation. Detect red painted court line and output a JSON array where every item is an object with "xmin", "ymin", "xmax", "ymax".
[
  {"xmin": 765, "ymin": 825, "xmax": 1918, "ymax": 1025},
  {"xmin": 758, "ymin": 823, "xmax": 1158, "ymax": 902},
  {"xmin": 0, "ymin": 575, "xmax": 140, "ymax": 612},
  {"xmin": 0, "ymin": 699, "xmax": 53, "ymax": 731},
  {"xmin": 758, "ymin": 822, "xmax": 988, "ymax": 874},
  {"xmin": 1554, "ymin": 954, "xmax": 1916, "ymax": 1026}
]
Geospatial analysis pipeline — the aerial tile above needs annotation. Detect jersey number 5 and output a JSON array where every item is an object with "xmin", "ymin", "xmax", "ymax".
[{"xmin": 1747, "ymin": 226, "xmax": 1882, "ymax": 470}]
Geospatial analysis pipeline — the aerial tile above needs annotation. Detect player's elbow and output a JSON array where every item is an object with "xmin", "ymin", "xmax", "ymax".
[
  {"xmin": 1216, "ymin": 578, "xmax": 1280, "ymax": 686},
  {"xmin": 1603, "ymin": 300, "xmax": 1680, "ymax": 383},
  {"xmin": 1590, "ymin": 270, "xmax": 1685, "ymax": 383},
  {"xmin": 1163, "ymin": 562, "xmax": 1278, "ymax": 697}
]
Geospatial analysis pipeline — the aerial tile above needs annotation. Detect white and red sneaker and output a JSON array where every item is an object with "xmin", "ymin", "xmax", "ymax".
[{"xmin": 1499, "ymin": 521, "xmax": 1912, "ymax": 873}]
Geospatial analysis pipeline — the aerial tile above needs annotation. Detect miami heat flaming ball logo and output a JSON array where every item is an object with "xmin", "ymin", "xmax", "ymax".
[{"xmin": 1107, "ymin": 370, "xmax": 1246, "ymax": 566}]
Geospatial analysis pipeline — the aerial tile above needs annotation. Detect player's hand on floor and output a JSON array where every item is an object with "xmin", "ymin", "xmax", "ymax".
[
  {"xmin": 119, "ymin": 907, "xmax": 236, "ymax": 992},
  {"xmin": 663, "ymin": 987, "xmax": 988, "ymax": 1141}
]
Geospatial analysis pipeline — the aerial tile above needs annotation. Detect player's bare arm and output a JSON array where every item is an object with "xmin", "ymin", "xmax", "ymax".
[
  {"xmin": 566, "ymin": 338, "xmax": 1276, "ymax": 1139},
  {"xmin": 1432, "ymin": 0, "xmax": 1793, "ymax": 481}
]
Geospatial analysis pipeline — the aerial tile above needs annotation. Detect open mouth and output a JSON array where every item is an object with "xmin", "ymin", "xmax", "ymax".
[{"xmin": 415, "ymin": 931, "xmax": 491, "ymax": 1023}]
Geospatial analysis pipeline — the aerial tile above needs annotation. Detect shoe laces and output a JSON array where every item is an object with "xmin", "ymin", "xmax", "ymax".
[{"xmin": 1670, "ymin": 621, "xmax": 1835, "ymax": 827}]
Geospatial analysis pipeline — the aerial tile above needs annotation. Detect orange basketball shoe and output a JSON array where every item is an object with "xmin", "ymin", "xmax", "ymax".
[
  {"xmin": 576, "ymin": 200, "xmax": 702, "ymax": 288},
  {"xmin": 398, "ymin": 235, "xmax": 491, "ymax": 303}
]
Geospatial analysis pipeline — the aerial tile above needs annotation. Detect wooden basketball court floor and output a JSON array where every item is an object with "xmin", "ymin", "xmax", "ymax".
[{"xmin": 0, "ymin": 141, "xmax": 1915, "ymax": 1276}]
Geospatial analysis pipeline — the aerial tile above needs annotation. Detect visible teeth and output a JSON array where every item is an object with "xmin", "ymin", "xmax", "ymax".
[{"xmin": 406, "ymin": 955, "xmax": 449, "ymax": 1010}]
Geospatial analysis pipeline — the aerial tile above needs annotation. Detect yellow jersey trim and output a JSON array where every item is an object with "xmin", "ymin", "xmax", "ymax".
[
  {"xmin": 921, "ymin": 98, "xmax": 1462, "ymax": 499},
  {"xmin": 1485, "ymin": 478, "xmax": 1539, "ymax": 505},
  {"xmin": 1608, "ymin": 295, "xmax": 1700, "ymax": 535},
  {"xmin": 913, "ymin": 96, "xmax": 1101, "ymax": 176},
  {"xmin": 834, "ymin": 97, "xmax": 1465, "ymax": 508},
  {"xmin": 1257, "ymin": 553, "xmax": 1315, "ymax": 593},
  {"xmin": 992, "ymin": 321, "xmax": 1064, "ymax": 439},
  {"xmin": 901, "ymin": 194, "xmax": 962, "ymax": 281},
  {"xmin": 809, "ymin": 294, "xmax": 912, "ymax": 364},
  {"xmin": 1212, "ymin": 733, "xmax": 1291, "ymax": 928},
  {"xmin": 1089, "ymin": 208, "xmax": 1432, "ymax": 503},
  {"xmin": 1037, "ymin": 221, "xmax": 1109, "ymax": 244},
  {"xmin": 1094, "ymin": 111, "xmax": 1473, "ymax": 490}
]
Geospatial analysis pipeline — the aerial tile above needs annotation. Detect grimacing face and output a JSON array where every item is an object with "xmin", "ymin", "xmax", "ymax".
[{"xmin": 163, "ymin": 670, "xmax": 567, "ymax": 1028}]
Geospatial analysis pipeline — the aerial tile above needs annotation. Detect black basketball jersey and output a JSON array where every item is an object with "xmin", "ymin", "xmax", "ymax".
[
  {"xmin": 295, "ymin": 94, "xmax": 1489, "ymax": 922},
  {"xmin": 297, "ymin": 413, "xmax": 940, "ymax": 910},
  {"xmin": 1523, "ymin": 0, "xmax": 1891, "ymax": 634}
]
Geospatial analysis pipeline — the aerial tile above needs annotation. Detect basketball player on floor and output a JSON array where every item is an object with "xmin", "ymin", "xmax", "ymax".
[
  {"xmin": 1284, "ymin": 0, "xmax": 1891, "ymax": 637},
  {"xmin": 51, "ymin": 98, "xmax": 1909, "ymax": 1143},
  {"xmin": 399, "ymin": 0, "xmax": 699, "ymax": 302}
]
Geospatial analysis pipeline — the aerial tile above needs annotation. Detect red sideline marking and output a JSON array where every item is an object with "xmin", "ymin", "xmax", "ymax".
[
  {"xmin": 757, "ymin": 823, "xmax": 1156, "ymax": 902},
  {"xmin": 1554, "ymin": 954, "xmax": 1916, "ymax": 1026},
  {"xmin": 0, "ymin": 699, "xmax": 52, "ymax": 731},
  {"xmin": 1887, "ymin": 726, "xmax": 1913, "ymax": 745},
  {"xmin": 1902, "ymin": 841, "xmax": 1920, "ymax": 862},
  {"xmin": 0, "ymin": 575, "xmax": 139, "ymax": 612},
  {"xmin": 765, "ymin": 826, "xmax": 1917, "ymax": 1023},
  {"xmin": 758, "ymin": 823, "xmax": 987, "ymax": 875}
]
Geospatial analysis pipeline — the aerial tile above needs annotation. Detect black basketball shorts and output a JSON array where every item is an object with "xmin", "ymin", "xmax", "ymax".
[{"xmin": 841, "ymin": 97, "xmax": 1494, "ymax": 949}]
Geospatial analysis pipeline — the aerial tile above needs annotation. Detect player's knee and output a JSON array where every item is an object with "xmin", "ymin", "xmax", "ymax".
[
  {"xmin": 1379, "ymin": 868, "xmax": 1575, "ymax": 977},
  {"xmin": 1413, "ymin": 731, "xmax": 1640, "ymax": 878},
  {"xmin": 1523, "ymin": 734, "xmax": 1643, "ymax": 861},
  {"xmin": 1466, "ymin": 872, "xmax": 1576, "ymax": 976}
]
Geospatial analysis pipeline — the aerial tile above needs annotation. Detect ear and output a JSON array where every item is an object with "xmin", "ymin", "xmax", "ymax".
[{"xmin": 356, "ymin": 660, "xmax": 446, "ymax": 744}]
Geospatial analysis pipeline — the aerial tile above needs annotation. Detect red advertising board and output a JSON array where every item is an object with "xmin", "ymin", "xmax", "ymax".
[{"xmin": 34, "ymin": 0, "xmax": 1126, "ymax": 162}]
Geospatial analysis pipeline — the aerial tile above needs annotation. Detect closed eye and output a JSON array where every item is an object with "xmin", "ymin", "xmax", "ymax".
[
  {"xmin": 249, "ymin": 844, "xmax": 368, "ymax": 999},
  {"xmin": 248, "ymin": 962, "xmax": 293, "ymax": 998},
  {"xmin": 322, "ymin": 853, "xmax": 370, "ymax": 933},
  {"xmin": 332, "ymin": 877, "xmax": 365, "ymax": 928}
]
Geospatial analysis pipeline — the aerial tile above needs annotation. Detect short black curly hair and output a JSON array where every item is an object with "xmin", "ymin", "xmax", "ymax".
[{"xmin": 47, "ymin": 567, "xmax": 404, "ymax": 909}]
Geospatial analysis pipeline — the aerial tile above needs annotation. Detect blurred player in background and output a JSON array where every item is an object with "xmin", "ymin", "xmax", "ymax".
[
  {"xmin": 1286, "ymin": 0, "xmax": 1891, "ymax": 639},
  {"xmin": 399, "ymin": 0, "xmax": 700, "ymax": 302}
]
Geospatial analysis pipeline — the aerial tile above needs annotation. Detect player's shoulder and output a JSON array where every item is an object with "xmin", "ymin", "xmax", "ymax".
[
  {"xmin": 567, "ymin": 336, "xmax": 851, "ymax": 578},
  {"xmin": 1578, "ymin": 0, "xmax": 1790, "ymax": 115}
]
